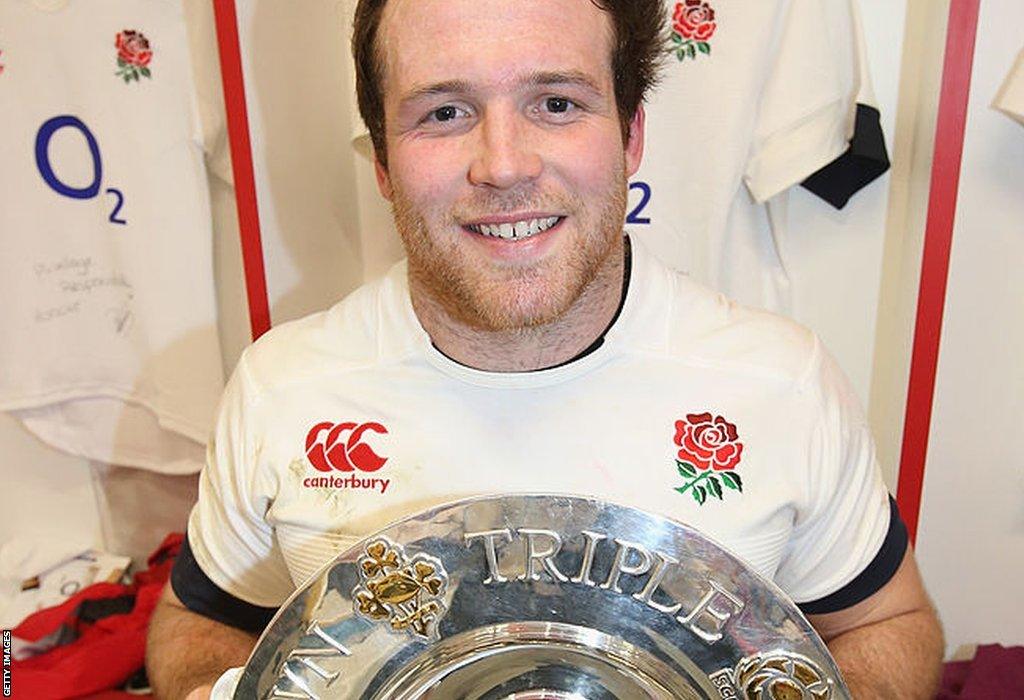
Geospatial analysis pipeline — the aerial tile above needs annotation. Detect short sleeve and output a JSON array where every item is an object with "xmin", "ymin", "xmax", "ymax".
[
  {"xmin": 744, "ymin": 0, "xmax": 861, "ymax": 202},
  {"xmin": 993, "ymin": 49, "xmax": 1024, "ymax": 125},
  {"xmin": 799, "ymin": 0, "xmax": 890, "ymax": 208},
  {"xmin": 773, "ymin": 337, "xmax": 891, "ymax": 604},
  {"xmin": 185, "ymin": 357, "xmax": 295, "ymax": 607}
]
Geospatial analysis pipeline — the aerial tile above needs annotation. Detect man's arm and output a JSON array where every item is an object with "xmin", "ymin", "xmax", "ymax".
[
  {"xmin": 146, "ymin": 583, "xmax": 257, "ymax": 700},
  {"xmin": 808, "ymin": 547, "xmax": 943, "ymax": 699}
]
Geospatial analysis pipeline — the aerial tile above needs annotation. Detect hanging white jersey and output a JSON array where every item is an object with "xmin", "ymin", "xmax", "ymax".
[
  {"xmin": 632, "ymin": 0, "xmax": 888, "ymax": 312},
  {"xmin": 0, "ymin": 0, "xmax": 224, "ymax": 473},
  {"xmin": 994, "ymin": 48, "xmax": 1024, "ymax": 125}
]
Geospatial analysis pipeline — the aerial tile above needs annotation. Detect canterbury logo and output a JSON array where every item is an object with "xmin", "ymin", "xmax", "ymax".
[{"xmin": 305, "ymin": 421, "xmax": 388, "ymax": 473}]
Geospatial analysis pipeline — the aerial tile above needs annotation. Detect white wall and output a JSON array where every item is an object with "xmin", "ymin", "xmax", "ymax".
[{"xmin": 914, "ymin": 0, "xmax": 1024, "ymax": 653}]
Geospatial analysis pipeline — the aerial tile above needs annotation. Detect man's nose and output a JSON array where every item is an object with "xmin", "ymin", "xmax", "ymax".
[{"xmin": 467, "ymin": 109, "xmax": 543, "ymax": 190}]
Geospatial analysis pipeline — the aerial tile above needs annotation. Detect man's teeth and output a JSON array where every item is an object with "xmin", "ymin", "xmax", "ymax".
[{"xmin": 468, "ymin": 216, "xmax": 561, "ymax": 240}]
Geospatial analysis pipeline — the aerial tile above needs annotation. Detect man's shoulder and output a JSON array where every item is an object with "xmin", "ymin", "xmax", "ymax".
[
  {"xmin": 651, "ymin": 258, "xmax": 819, "ymax": 386},
  {"xmin": 239, "ymin": 262, "xmax": 413, "ymax": 392}
]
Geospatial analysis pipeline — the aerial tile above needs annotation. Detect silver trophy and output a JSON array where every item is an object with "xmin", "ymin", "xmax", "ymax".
[{"xmin": 236, "ymin": 495, "xmax": 849, "ymax": 699}]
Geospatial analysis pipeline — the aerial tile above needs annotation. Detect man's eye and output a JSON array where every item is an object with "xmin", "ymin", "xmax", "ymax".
[
  {"xmin": 544, "ymin": 97, "xmax": 573, "ymax": 113},
  {"xmin": 428, "ymin": 105, "xmax": 465, "ymax": 123}
]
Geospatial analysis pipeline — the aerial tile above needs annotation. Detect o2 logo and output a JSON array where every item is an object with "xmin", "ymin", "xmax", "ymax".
[
  {"xmin": 305, "ymin": 421, "xmax": 389, "ymax": 473},
  {"xmin": 627, "ymin": 180, "xmax": 652, "ymax": 225},
  {"xmin": 35, "ymin": 115, "xmax": 127, "ymax": 225}
]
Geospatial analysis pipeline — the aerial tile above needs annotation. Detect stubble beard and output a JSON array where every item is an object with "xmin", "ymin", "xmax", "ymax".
[{"xmin": 392, "ymin": 172, "xmax": 628, "ymax": 333}]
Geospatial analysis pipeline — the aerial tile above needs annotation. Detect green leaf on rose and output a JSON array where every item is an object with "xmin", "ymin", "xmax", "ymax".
[
  {"xmin": 141, "ymin": 67, "xmax": 151, "ymax": 78},
  {"xmin": 708, "ymin": 476, "xmax": 723, "ymax": 499},
  {"xmin": 693, "ymin": 486, "xmax": 707, "ymax": 505},
  {"xmin": 676, "ymin": 460, "xmax": 697, "ymax": 478},
  {"xmin": 672, "ymin": 33, "xmax": 683, "ymax": 44},
  {"xmin": 687, "ymin": 44, "xmax": 697, "ymax": 59},
  {"xmin": 676, "ymin": 48, "xmax": 686, "ymax": 61},
  {"xmin": 698, "ymin": 42, "xmax": 711, "ymax": 54},
  {"xmin": 117, "ymin": 58, "xmax": 126, "ymax": 67},
  {"xmin": 721, "ymin": 472, "xmax": 743, "ymax": 492}
]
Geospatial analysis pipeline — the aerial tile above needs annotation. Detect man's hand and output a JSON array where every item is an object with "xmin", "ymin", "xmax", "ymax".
[
  {"xmin": 808, "ymin": 547, "xmax": 943, "ymax": 699},
  {"xmin": 146, "ymin": 583, "xmax": 257, "ymax": 700}
]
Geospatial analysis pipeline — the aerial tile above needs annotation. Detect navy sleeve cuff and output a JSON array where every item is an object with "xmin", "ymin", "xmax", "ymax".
[
  {"xmin": 797, "ymin": 495, "xmax": 909, "ymax": 615},
  {"xmin": 170, "ymin": 532, "xmax": 278, "ymax": 634},
  {"xmin": 801, "ymin": 103, "xmax": 891, "ymax": 210}
]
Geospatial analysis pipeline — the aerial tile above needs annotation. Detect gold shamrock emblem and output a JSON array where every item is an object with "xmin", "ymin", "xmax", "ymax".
[{"xmin": 352, "ymin": 538, "xmax": 449, "ymax": 640}]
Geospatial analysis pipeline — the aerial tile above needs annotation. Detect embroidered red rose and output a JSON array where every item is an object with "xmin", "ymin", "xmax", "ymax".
[
  {"xmin": 673, "ymin": 0, "xmax": 717, "ymax": 42},
  {"xmin": 115, "ymin": 30, "xmax": 153, "ymax": 83},
  {"xmin": 674, "ymin": 412, "xmax": 743, "ymax": 471},
  {"xmin": 116, "ymin": 30, "xmax": 152, "ymax": 67}
]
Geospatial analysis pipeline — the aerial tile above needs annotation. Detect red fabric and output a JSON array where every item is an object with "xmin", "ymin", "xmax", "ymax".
[
  {"xmin": 10, "ymin": 534, "xmax": 182, "ymax": 699},
  {"xmin": 937, "ymin": 645, "xmax": 1024, "ymax": 699}
]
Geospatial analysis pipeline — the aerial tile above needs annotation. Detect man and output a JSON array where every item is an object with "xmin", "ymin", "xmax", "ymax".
[{"xmin": 147, "ymin": 0, "xmax": 943, "ymax": 697}]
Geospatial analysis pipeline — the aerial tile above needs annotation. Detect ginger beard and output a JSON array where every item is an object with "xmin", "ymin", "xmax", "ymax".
[{"xmin": 390, "ymin": 167, "xmax": 629, "ymax": 333}]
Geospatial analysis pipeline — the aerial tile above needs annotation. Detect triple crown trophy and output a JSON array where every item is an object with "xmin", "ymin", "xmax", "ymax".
[{"xmin": 235, "ymin": 495, "xmax": 850, "ymax": 699}]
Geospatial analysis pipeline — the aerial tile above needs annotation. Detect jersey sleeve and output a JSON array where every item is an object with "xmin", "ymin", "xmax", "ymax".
[
  {"xmin": 743, "ymin": 0, "xmax": 865, "ymax": 203},
  {"xmin": 799, "ymin": 0, "xmax": 890, "ymax": 208},
  {"xmin": 184, "ymin": 356, "xmax": 296, "ymax": 608},
  {"xmin": 773, "ymin": 336, "xmax": 892, "ymax": 605},
  {"xmin": 993, "ymin": 48, "xmax": 1024, "ymax": 126}
]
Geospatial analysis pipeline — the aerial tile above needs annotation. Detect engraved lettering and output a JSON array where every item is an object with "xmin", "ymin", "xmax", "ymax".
[
  {"xmin": 270, "ymin": 621, "xmax": 351, "ymax": 699},
  {"xmin": 601, "ymin": 538, "xmax": 654, "ymax": 593},
  {"xmin": 464, "ymin": 529, "xmax": 512, "ymax": 584},
  {"xmin": 307, "ymin": 620, "xmax": 351, "ymax": 655},
  {"xmin": 677, "ymin": 580, "xmax": 745, "ymax": 643},
  {"xmin": 283, "ymin": 665, "xmax": 322, "ymax": 698},
  {"xmin": 709, "ymin": 668, "xmax": 738, "ymax": 698},
  {"xmin": 632, "ymin": 551, "xmax": 683, "ymax": 615},
  {"xmin": 516, "ymin": 528, "xmax": 568, "ymax": 582},
  {"xmin": 570, "ymin": 530, "xmax": 607, "ymax": 586}
]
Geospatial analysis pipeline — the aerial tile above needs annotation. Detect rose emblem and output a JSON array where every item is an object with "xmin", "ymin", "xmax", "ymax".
[
  {"xmin": 669, "ymin": 1, "xmax": 717, "ymax": 63},
  {"xmin": 115, "ymin": 30, "xmax": 153, "ymax": 83},
  {"xmin": 673, "ymin": 412, "xmax": 744, "ymax": 505}
]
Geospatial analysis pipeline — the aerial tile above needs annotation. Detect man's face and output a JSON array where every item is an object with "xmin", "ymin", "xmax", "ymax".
[{"xmin": 375, "ymin": 0, "xmax": 644, "ymax": 331}]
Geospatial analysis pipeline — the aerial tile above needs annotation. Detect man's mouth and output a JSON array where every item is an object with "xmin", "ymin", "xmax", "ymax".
[{"xmin": 464, "ymin": 216, "xmax": 563, "ymax": 241}]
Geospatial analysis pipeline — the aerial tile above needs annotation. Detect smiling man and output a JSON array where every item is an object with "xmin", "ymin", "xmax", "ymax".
[{"xmin": 146, "ymin": 1, "xmax": 943, "ymax": 698}]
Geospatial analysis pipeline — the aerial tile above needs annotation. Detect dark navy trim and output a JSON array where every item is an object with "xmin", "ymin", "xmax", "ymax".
[
  {"xmin": 170, "ymin": 532, "xmax": 278, "ymax": 634},
  {"xmin": 798, "ymin": 495, "xmax": 909, "ymax": 615},
  {"xmin": 801, "ymin": 103, "xmax": 891, "ymax": 210}
]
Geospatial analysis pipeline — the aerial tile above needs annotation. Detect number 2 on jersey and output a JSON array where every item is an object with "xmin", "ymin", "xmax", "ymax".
[{"xmin": 627, "ymin": 181, "xmax": 652, "ymax": 225}]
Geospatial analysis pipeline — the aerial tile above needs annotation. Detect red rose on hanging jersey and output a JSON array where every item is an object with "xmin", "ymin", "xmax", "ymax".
[
  {"xmin": 673, "ymin": 1, "xmax": 717, "ymax": 42},
  {"xmin": 674, "ymin": 412, "xmax": 743, "ymax": 471},
  {"xmin": 306, "ymin": 421, "xmax": 389, "ymax": 473},
  {"xmin": 116, "ymin": 30, "xmax": 152, "ymax": 67},
  {"xmin": 115, "ymin": 30, "xmax": 153, "ymax": 83}
]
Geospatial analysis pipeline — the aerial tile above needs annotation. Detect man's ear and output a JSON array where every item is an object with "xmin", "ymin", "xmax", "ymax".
[
  {"xmin": 374, "ymin": 157, "xmax": 394, "ymax": 201},
  {"xmin": 624, "ymin": 104, "xmax": 646, "ymax": 178}
]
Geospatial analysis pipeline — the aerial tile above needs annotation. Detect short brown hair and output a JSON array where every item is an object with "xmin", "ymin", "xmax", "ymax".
[{"xmin": 352, "ymin": 0, "xmax": 667, "ymax": 168}]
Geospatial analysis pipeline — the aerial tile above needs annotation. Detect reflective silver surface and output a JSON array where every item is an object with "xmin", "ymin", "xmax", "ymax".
[{"xmin": 236, "ymin": 495, "xmax": 850, "ymax": 699}]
